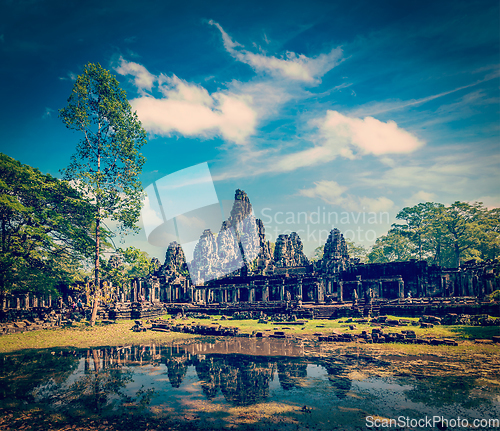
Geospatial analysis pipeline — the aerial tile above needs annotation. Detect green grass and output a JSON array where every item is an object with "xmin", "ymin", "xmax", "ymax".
[
  {"xmin": 1, "ymin": 314, "xmax": 498, "ymax": 354},
  {"xmin": 181, "ymin": 314, "xmax": 500, "ymax": 340},
  {"xmin": 0, "ymin": 318, "xmax": 195, "ymax": 353}
]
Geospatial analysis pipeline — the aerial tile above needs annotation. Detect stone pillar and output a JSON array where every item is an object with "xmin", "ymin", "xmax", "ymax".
[
  {"xmin": 132, "ymin": 280, "xmax": 137, "ymax": 302},
  {"xmin": 264, "ymin": 280, "xmax": 269, "ymax": 302},
  {"xmin": 378, "ymin": 281, "xmax": 383, "ymax": 298},
  {"xmin": 249, "ymin": 281, "xmax": 255, "ymax": 303},
  {"xmin": 338, "ymin": 281, "xmax": 343, "ymax": 302},
  {"xmin": 398, "ymin": 277, "xmax": 404, "ymax": 298},
  {"xmin": 280, "ymin": 279, "xmax": 285, "ymax": 301},
  {"xmin": 25, "ymin": 293, "xmax": 30, "ymax": 309},
  {"xmin": 16, "ymin": 296, "xmax": 21, "ymax": 309},
  {"xmin": 356, "ymin": 276, "xmax": 362, "ymax": 300},
  {"xmin": 317, "ymin": 280, "xmax": 324, "ymax": 303},
  {"xmin": 297, "ymin": 277, "xmax": 303, "ymax": 300},
  {"xmin": 48, "ymin": 295, "xmax": 52, "ymax": 308}
]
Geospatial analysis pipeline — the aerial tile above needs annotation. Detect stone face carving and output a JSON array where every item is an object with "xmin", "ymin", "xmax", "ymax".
[
  {"xmin": 190, "ymin": 229, "xmax": 219, "ymax": 284},
  {"xmin": 255, "ymin": 219, "xmax": 273, "ymax": 274},
  {"xmin": 227, "ymin": 189, "xmax": 253, "ymax": 227},
  {"xmin": 217, "ymin": 221, "xmax": 244, "ymax": 276},
  {"xmin": 162, "ymin": 241, "xmax": 188, "ymax": 276},
  {"xmin": 273, "ymin": 232, "xmax": 309, "ymax": 268},
  {"xmin": 321, "ymin": 228, "xmax": 350, "ymax": 274}
]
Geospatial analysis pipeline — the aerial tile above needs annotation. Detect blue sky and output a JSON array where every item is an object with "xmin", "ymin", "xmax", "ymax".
[{"xmin": 1, "ymin": 0, "xmax": 499, "ymax": 259}]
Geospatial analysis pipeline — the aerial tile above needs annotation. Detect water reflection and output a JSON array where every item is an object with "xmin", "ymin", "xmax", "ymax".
[{"xmin": 1, "ymin": 340, "xmax": 499, "ymax": 430}]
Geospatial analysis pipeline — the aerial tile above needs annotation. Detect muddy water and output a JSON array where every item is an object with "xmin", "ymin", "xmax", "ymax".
[{"xmin": 1, "ymin": 338, "xmax": 499, "ymax": 430}]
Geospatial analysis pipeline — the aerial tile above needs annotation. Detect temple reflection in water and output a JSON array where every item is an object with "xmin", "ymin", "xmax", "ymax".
[{"xmin": 72, "ymin": 340, "xmax": 354, "ymax": 406}]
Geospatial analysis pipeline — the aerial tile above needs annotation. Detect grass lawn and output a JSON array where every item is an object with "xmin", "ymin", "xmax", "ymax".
[{"xmin": 0, "ymin": 314, "xmax": 498, "ymax": 354}]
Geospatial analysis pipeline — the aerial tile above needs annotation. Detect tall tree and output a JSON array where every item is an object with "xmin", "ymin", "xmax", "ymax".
[
  {"xmin": 367, "ymin": 231, "xmax": 417, "ymax": 263},
  {"xmin": 0, "ymin": 153, "xmax": 95, "ymax": 302},
  {"xmin": 60, "ymin": 63, "xmax": 147, "ymax": 326},
  {"xmin": 391, "ymin": 202, "xmax": 444, "ymax": 261},
  {"xmin": 438, "ymin": 201, "xmax": 485, "ymax": 267}
]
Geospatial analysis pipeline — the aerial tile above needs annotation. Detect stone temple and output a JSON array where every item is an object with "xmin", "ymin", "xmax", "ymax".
[{"xmin": 128, "ymin": 190, "xmax": 500, "ymax": 307}]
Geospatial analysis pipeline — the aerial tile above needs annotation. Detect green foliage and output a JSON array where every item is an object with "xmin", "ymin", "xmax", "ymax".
[
  {"xmin": 390, "ymin": 201, "xmax": 499, "ymax": 267},
  {"xmin": 0, "ymin": 153, "xmax": 96, "ymax": 297},
  {"xmin": 101, "ymin": 246, "xmax": 153, "ymax": 295},
  {"xmin": 60, "ymin": 63, "xmax": 147, "ymax": 233},
  {"xmin": 60, "ymin": 63, "xmax": 147, "ymax": 324},
  {"xmin": 368, "ymin": 231, "xmax": 417, "ymax": 263},
  {"xmin": 310, "ymin": 245, "xmax": 324, "ymax": 262},
  {"xmin": 346, "ymin": 240, "xmax": 368, "ymax": 263},
  {"xmin": 489, "ymin": 290, "xmax": 500, "ymax": 301}
]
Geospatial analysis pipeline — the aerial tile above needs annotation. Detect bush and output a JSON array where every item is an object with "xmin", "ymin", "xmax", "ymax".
[{"xmin": 489, "ymin": 290, "xmax": 500, "ymax": 301}]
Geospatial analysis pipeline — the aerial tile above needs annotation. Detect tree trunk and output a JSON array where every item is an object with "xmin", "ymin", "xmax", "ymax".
[
  {"xmin": 90, "ymin": 141, "xmax": 102, "ymax": 327},
  {"xmin": 455, "ymin": 241, "xmax": 461, "ymax": 268},
  {"xmin": 90, "ymin": 215, "xmax": 100, "ymax": 326}
]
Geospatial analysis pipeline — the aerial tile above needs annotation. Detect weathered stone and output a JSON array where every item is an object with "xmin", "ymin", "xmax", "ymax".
[
  {"xmin": 161, "ymin": 241, "xmax": 188, "ymax": 276},
  {"xmin": 321, "ymin": 228, "xmax": 350, "ymax": 274},
  {"xmin": 274, "ymin": 232, "xmax": 309, "ymax": 267}
]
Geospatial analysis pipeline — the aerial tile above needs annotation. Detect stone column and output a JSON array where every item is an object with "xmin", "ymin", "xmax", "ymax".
[
  {"xmin": 264, "ymin": 280, "xmax": 269, "ymax": 302},
  {"xmin": 397, "ymin": 277, "xmax": 404, "ymax": 298},
  {"xmin": 249, "ymin": 281, "xmax": 255, "ymax": 303},
  {"xmin": 317, "ymin": 280, "xmax": 324, "ymax": 303},
  {"xmin": 280, "ymin": 279, "xmax": 285, "ymax": 301},
  {"xmin": 25, "ymin": 293, "xmax": 30, "ymax": 309},
  {"xmin": 150, "ymin": 281, "xmax": 156, "ymax": 302},
  {"xmin": 16, "ymin": 296, "xmax": 21, "ymax": 309},
  {"xmin": 297, "ymin": 277, "xmax": 303, "ymax": 300},
  {"xmin": 338, "ymin": 280, "xmax": 343, "ymax": 302},
  {"xmin": 356, "ymin": 276, "xmax": 362, "ymax": 300}
]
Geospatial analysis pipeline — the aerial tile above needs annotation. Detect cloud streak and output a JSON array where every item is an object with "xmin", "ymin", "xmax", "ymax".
[
  {"xmin": 299, "ymin": 180, "xmax": 394, "ymax": 212},
  {"xmin": 209, "ymin": 20, "xmax": 342, "ymax": 84}
]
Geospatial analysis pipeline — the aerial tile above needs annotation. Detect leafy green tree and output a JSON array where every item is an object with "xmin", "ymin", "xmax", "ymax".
[
  {"xmin": 101, "ymin": 247, "xmax": 153, "ymax": 301},
  {"xmin": 375, "ymin": 201, "xmax": 499, "ymax": 267},
  {"xmin": 60, "ymin": 63, "xmax": 147, "ymax": 325},
  {"xmin": 0, "ymin": 153, "xmax": 95, "ymax": 302},
  {"xmin": 437, "ymin": 201, "xmax": 488, "ymax": 267},
  {"xmin": 346, "ymin": 240, "xmax": 368, "ymax": 263},
  {"xmin": 310, "ymin": 245, "xmax": 324, "ymax": 262},
  {"xmin": 367, "ymin": 231, "xmax": 417, "ymax": 263},
  {"xmin": 391, "ymin": 202, "xmax": 444, "ymax": 261}
]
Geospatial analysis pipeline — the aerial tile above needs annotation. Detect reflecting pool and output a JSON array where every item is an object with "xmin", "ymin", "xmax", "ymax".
[{"xmin": 1, "ymin": 338, "xmax": 499, "ymax": 430}]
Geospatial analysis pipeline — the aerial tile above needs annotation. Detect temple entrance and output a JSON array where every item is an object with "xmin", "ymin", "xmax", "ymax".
[
  {"xmin": 269, "ymin": 285, "xmax": 281, "ymax": 301},
  {"xmin": 239, "ymin": 288, "xmax": 249, "ymax": 302},
  {"xmin": 255, "ymin": 288, "xmax": 263, "ymax": 302},
  {"xmin": 382, "ymin": 281, "xmax": 399, "ymax": 299}
]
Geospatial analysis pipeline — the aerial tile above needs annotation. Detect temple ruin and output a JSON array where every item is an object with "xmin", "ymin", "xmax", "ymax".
[
  {"xmin": 131, "ymin": 190, "xmax": 500, "ymax": 308},
  {"xmin": 1, "ymin": 189, "xmax": 499, "ymax": 323}
]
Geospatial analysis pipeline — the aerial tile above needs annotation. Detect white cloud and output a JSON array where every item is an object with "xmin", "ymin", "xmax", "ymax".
[
  {"xmin": 209, "ymin": 20, "xmax": 341, "ymax": 84},
  {"xmin": 116, "ymin": 61, "xmax": 257, "ymax": 144},
  {"xmin": 216, "ymin": 110, "xmax": 424, "ymax": 178},
  {"xmin": 299, "ymin": 180, "xmax": 394, "ymax": 212},
  {"xmin": 58, "ymin": 72, "xmax": 77, "ymax": 81},
  {"xmin": 317, "ymin": 110, "xmax": 424, "ymax": 156},
  {"xmin": 115, "ymin": 57, "xmax": 156, "ymax": 92},
  {"xmin": 404, "ymin": 190, "xmax": 437, "ymax": 207},
  {"xmin": 42, "ymin": 107, "xmax": 54, "ymax": 119}
]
